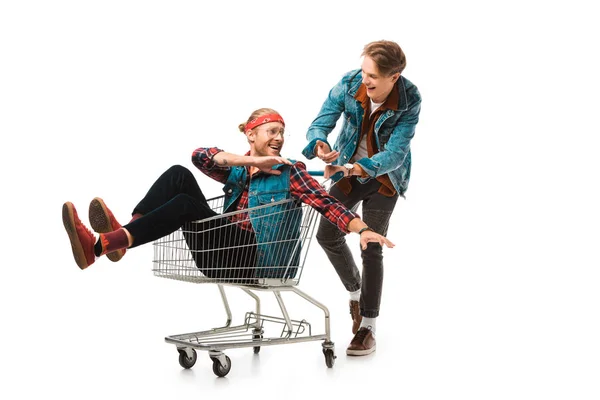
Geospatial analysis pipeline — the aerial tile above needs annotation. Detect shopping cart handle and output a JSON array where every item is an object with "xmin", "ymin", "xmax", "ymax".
[{"xmin": 308, "ymin": 170, "xmax": 345, "ymax": 185}]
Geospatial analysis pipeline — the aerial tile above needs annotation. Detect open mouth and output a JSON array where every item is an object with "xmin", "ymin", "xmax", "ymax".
[{"xmin": 268, "ymin": 144, "xmax": 282, "ymax": 152}]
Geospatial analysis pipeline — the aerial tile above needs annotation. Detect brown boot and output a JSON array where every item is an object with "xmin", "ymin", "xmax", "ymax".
[{"xmin": 349, "ymin": 300, "xmax": 363, "ymax": 334}]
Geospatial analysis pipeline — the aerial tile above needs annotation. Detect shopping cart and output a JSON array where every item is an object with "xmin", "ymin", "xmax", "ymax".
[{"xmin": 152, "ymin": 171, "xmax": 338, "ymax": 377}]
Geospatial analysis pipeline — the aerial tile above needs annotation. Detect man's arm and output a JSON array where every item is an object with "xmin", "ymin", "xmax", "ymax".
[
  {"xmin": 191, "ymin": 147, "xmax": 231, "ymax": 184},
  {"xmin": 289, "ymin": 162, "xmax": 359, "ymax": 233},
  {"xmin": 192, "ymin": 148, "xmax": 293, "ymax": 182},
  {"xmin": 289, "ymin": 163, "xmax": 394, "ymax": 249},
  {"xmin": 213, "ymin": 152, "xmax": 292, "ymax": 175}
]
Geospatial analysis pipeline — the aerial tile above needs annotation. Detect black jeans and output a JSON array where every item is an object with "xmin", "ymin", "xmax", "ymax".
[
  {"xmin": 316, "ymin": 177, "xmax": 398, "ymax": 318},
  {"xmin": 124, "ymin": 165, "xmax": 257, "ymax": 279}
]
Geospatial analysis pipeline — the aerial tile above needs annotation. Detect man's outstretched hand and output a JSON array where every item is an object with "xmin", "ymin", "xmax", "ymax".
[
  {"xmin": 315, "ymin": 140, "xmax": 339, "ymax": 163},
  {"xmin": 251, "ymin": 156, "xmax": 292, "ymax": 175}
]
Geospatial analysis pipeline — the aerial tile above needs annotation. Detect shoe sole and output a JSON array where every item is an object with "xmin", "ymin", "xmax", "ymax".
[
  {"xmin": 346, "ymin": 344, "xmax": 376, "ymax": 356},
  {"xmin": 62, "ymin": 202, "xmax": 91, "ymax": 270},
  {"xmin": 89, "ymin": 197, "xmax": 124, "ymax": 262}
]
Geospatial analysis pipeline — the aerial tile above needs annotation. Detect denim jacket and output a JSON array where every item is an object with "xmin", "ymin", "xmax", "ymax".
[
  {"xmin": 223, "ymin": 163, "xmax": 302, "ymax": 279},
  {"xmin": 302, "ymin": 69, "xmax": 421, "ymax": 196}
]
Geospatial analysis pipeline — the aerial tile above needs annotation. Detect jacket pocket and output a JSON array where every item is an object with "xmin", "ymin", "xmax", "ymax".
[{"xmin": 256, "ymin": 191, "xmax": 287, "ymax": 205}]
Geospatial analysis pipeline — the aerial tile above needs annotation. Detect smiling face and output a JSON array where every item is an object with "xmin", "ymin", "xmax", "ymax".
[
  {"xmin": 248, "ymin": 121, "xmax": 285, "ymax": 157},
  {"xmin": 361, "ymin": 55, "xmax": 400, "ymax": 104}
]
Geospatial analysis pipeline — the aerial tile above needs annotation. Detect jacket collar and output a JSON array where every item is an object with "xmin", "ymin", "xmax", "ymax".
[
  {"xmin": 354, "ymin": 81, "xmax": 400, "ymax": 112},
  {"xmin": 348, "ymin": 69, "xmax": 409, "ymax": 112}
]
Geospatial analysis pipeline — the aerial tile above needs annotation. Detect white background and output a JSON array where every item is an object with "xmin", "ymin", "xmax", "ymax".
[{"xmin": 1, "ymin": 0, "xmax": 599, "ymax": 399}]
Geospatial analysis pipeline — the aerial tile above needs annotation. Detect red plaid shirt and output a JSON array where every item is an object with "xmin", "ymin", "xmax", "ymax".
[{"xmin": 192, "ymin": 147, "xmax": 359, "ymax": 233}]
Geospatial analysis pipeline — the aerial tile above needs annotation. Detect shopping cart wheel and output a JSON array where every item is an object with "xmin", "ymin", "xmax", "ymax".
[
  {"xmin": 178, "ymin": 348, "xmax": 197, "ymax": 369},
  {"xmin": 323, "ymin": 349, "xmax": 336, "ymax": 368},
  {"xmin": 211, "ymin": 355, "xmax": 232, "ymax": 377},
  {"xmin": 253, "ymin": 330, "xmax": 263, "ymax": 354}
]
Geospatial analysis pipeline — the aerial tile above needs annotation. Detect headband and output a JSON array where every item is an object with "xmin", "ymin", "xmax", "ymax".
[{"xmin": 245, "ymin": 113, "xmax": 285, "ymax": 132}]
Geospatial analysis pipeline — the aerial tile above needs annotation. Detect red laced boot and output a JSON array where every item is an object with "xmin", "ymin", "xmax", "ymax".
[
  {"xmin": 62, "ymin": 202, "xmax": 97, "ymax": 270},
  {"xmin": 89, "ymin": 197, "xmax": 126, "ymax": 262}
]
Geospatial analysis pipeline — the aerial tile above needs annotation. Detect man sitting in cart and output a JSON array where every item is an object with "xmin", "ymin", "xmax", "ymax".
[{"xmin": 62, "ymin": 108, "xmax": 394, "ymax": 279}]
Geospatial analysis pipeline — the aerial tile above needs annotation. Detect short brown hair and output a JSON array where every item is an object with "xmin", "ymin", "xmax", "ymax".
[
  {"xmin": 238, "ymin": 108, "xmax": 280, "ymax": 133},
  {"xmin": 362, "ymin": 40, "xmax": 406, "ymax": 76}
]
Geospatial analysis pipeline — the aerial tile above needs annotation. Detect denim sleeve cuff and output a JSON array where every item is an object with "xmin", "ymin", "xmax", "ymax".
[
  {"xmin": 302, "ymin": 138, "xmax": 332, "ymax": 160},
  {"xmin": 355, "ymin": 157, "xmax": 381, "ymax": 178}
]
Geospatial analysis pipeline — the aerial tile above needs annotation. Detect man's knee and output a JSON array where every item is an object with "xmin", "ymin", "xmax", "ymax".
[
  {"xmin": 361, "ymin": 242, "xmax": 383, "ymax": 261},
  {"xmin": 166, "ymin": 164, "xmax": 191, "ymax": 176}
]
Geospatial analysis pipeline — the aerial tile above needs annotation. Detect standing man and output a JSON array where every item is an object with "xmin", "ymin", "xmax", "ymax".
[{"xmin": 302, "ymin": 40, "xmax": 421, "ymax": 356}]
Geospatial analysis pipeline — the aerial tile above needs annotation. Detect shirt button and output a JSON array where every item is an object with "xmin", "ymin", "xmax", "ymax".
[
  {"xmin": 227, "ymin": 189, "xmax": 233, "ymax": 194},
  {"xmin": 344, "ymin": 155, "xmax": 347, "ymax": 159},
  {"xmin": 353, "ymin": 141, "xmax": 357, "ymax": 145}
]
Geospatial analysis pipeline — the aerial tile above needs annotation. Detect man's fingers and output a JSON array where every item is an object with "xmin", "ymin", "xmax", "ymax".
[
  {"xmin": 360, "ymin": 234, "xmax": 395, "ymax": 250},
  {"xmin": 377, "ymin": 237, "xmax": 395, "ymax": 248},
  {"xmin": 324, "ymin": 153, "xmax": 339, "ymax": 163},
  {"xmin": 316, "ymin": 140, "xmax": 333, "ymax": 159},
  {"xmin": 275, "ymin": 157, "xmax": 292, "ymax": 165},
  {"xmin": 320, "ymin": 151, "xmax": 339, "ymax": 163}
]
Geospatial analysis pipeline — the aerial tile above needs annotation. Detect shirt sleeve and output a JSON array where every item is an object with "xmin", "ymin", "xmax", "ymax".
[
  {"xmin": 191, "ymin": 147, "xmax": 230, "ymax": 184},
  {"xmin": 289, "ymin": 162, "xmax": 359, "ymax": 233}
]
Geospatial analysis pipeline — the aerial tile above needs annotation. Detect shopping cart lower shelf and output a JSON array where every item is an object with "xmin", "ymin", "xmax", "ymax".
[{"xmin": 153, "ymin": 195, "xmax": 336, "ymax": 377}]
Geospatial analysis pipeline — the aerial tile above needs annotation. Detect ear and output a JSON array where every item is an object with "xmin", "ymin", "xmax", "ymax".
[
  {"xmin": 391, "ymin": 73, "xmax": 400, "ymax": 83},
  {"xmin": 246, "ymin": 130, "xmax": 255, "ymax": 143}
]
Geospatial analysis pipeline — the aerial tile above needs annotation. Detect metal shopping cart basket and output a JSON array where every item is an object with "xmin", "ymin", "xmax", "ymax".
[{"xmin": 152, "ymin": 185, "xmax": 336, "ymax": 377}]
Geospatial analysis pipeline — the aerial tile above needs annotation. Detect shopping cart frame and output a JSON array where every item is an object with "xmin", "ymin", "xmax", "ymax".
[{"xmin": 153, "ymin": 182, "xmax": 336, "ymax": 376}]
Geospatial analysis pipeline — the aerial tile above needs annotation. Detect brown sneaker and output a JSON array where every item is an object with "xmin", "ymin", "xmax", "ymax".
[
  {"xmin": 349, "ymin": 300, "xmax": 363, "ymax": 334},
  {"xmin": 346, "ymin": 326, "xmax": 376, "ymax": 356},
  {"xmin": 89, "ymin": 197, "xmax": 125, "ymax": 262}
]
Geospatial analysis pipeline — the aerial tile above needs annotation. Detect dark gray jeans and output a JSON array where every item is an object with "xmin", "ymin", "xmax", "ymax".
[{"xmin": 316, "ymin": 177, "xmax": 399, "ymax": 318}]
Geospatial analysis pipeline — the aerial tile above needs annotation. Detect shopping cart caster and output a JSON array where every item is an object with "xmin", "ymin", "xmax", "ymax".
[
  {"xmin": 322, "ymin": 349, "xmax": 336, "ymax": 368},
  {"xmin": 252, "ymin": 328, "xmax": 263, "ymax": 354},
  {"xmin": 209, "ymin": 351, "xmax": 231, "ymax": 377},
  {"xmin": 177, "ymin": 348, "xmax": 197, "ymax": 369},
  {"xmin": 322, "ymin": 341, "xmax": 336, "ymax": 368}
]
